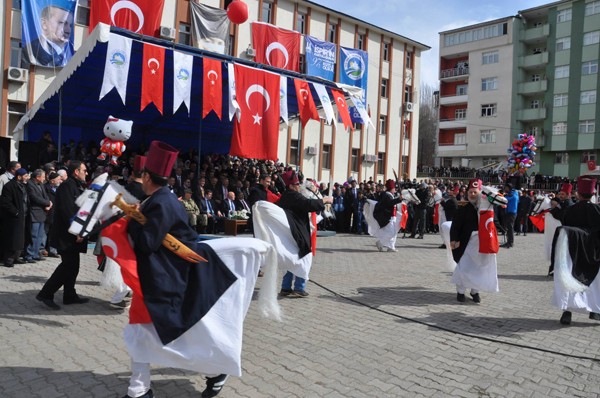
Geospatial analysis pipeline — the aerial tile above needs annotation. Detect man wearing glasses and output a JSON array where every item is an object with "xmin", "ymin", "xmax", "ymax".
[{"xmin": 37, "ymin": 161, "xmax": 89, "ymax": 310}]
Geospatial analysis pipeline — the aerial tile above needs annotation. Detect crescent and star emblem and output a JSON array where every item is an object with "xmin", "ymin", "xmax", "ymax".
[
  {"xmin": 110, "ymin": 1, "xmax": 145, "ymax": 33},
  {"xmin": 484, "ymin": 217, "xmax": 494, "ymax": 237},
  {"xmin": 207, "ymin": 70, "xmax": 218, "ymax": 85},
  {"xmin": 102, "ymin": 237, "xmax": 119, "ymax": 258},
  {"xmin": 299, "ymin": 89, "xmax": 309, "ymax": 100},
  {"xmin": 147, "ymin": 58, "xmax": 160, "ymax": 74},
  {"xmin": 265, "ymin": 42, "xmax": 290, "ymax": 68},
  {"xmin": 245, "ymin": 84, "xmax": 271, "ymax": 125},
  {"xmin": 336, "ymin": 97, "xmax": 345, "ymax": 108}
]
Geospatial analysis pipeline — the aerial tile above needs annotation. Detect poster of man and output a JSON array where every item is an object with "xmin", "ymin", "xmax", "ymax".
[{"xmin": 22, "ymin": 0, "xmax": 76, "ymax": 68}]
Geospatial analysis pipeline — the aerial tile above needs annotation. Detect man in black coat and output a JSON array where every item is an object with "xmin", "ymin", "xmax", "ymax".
[
  {"xmin": 37, "ymin": 161, "xmax": 89, "ymax": 309},
  {"xmin": 43, "ymin": 172, "xmax": 61, "ymax": 258},
  {"xmin": 0, "ymin": 168, "xmax": 31, "ymax": 267},
  {"xmin": 344, "ymin": 180, "xmax": 359, "ymax": 233},
  {"xmin": 247, "ymin": 174, "xmax": 271, "ymax": 233},
  {"xmin": 439, "ymin": 188, "xmax": 458, "ymax": 249},
  {"xmin": 25, "ymin": 169, "xmax": 52, "ymax": 262},
  {"xmin": 410, "ymin": 182, "xmax": 430, "ymax": 238}
]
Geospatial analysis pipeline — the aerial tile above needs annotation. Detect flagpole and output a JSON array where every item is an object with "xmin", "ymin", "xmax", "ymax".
[
  {"xmin": 197, "ymin": 116, "xmax": 203, "ymax": 178},
  {"xmin": 58, "ymin": 88, "xmax": 63, "ymax": 163},
  {"xmin": 296, "ymin": 119, "xmax": 302, "ymax": 172}
]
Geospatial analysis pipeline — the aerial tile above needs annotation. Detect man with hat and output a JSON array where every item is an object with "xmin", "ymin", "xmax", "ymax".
[
  {"xmin": 367, "ymin": 179, "xmax": 403, "ymax": 252},
  {"xmin": 501, "ymin": 183, "xmax": 519, "ymax": 248},
  {"xmin": 552, "ymin": 177, "xmax": 600, "ymax": 325},
  {"xmin": 43, "ymin": 171, "xmax": 61, "ymax": 258},
  {"xmin": 125, "ymin": 155, "xmax": 147, "ymax": 201},
  {"xmin": 449, "ymin": 179, "xmax": 499, "ymax": 303},
  {"xmin": 549, "ymin": 182, "xmax": 574, "ymax": 223},
  {"xmin": 0, "ymin": 168, "xmax": 31, "ymax": 267}
]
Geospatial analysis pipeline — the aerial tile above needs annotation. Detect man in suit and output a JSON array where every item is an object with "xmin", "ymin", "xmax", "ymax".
[
  {"xmin": 344, "ymin": 180, "xmax": 359, "ymax": 233},
  {"xmin": 25, "ymin": 169, "xmax": 52, "ymax": 262},
  {"xmin": 43, "ymin": 171, "xmax": 61, "ymax": 258},
  {"xmin": 25, "ymin": 4, "xmax": 75, "ymax": 67},
  {"xmin": 222, "ymin": 191, "xmax": 237, "ymax": 217},
  {"xmin": 236, "ymin": 192, "xmax": 251, "ymax": 214},
  {"xmin": 199, "ymin": 189, "xmax": 223, "ymax": 234},
  {"xmin": 0, "ymin": 168, "xmax": 31, "ymax": 267}
]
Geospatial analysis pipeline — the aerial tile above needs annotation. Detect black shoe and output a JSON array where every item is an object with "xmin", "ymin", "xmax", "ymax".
[
  {"xmin": 408, "ymin": 235, "xmax": 415, "ymax": 239},
  {"xmin": 439, "ymin": 244, "xmax": 446, "ymax": 249},
  {"xmin": 457, "ymin": 293, "xmax": 466, "ymax": 302},
  {"xmin": 417, "ymin": 235, "xmax": 424, "ymax": 239},
  {"xmin": 202, "ymin": 374, "xmax": 228, "ymax": 397},
  {"xmin": 293, "ymin": 290, "xmax": 309, "ymax": 297},
  {"xmin": 36, "ymin": 294, "xmax": 60, "ymax": 310},
  {"xmin": 2, "ymin": 262, "xmax": 14, "ymax": 268},
  {"xmin": 47, "ymin": 253, "xmax": 60, "ymax": 258},
  {"xmin": 122, "ymin": 389, "xmax": 153, "ymax": 398},
  {"xmin": 560, "ymin": 311, "xmax": 572, "ymax": 325},
  {"xmin": 590, "ymin": 312, "xmax": 600, "ymax": 321},
  {"xmin": 13, "ymin": 259, "xmax": 26, "ymax": 265},
  {"xmin": 63, "ymin": 295, "xmax": 89, "ymax": 305},
  {"xmin": 279, "ymin": 289, "xmax": 294, "ymax": 297},
  {"xmin": 470, "ymin": 293, "xmax": 481, "ymax": 303}
]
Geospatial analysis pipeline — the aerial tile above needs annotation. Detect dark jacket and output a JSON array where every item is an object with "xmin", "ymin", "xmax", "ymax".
[
  {"xmin": 441, "ymin": 197, "xmax": 458, "ymax": 222},
  {"xmin": 125, "ymin": 180, "xmax": 146, "ymax": 201},
  {"xmin": 278, "ymin": 189, "xmax": 325, "ymax": 258},
  {"xmin": 27, "ymin": 180, "xmax": 51, "ymax": 223},
  {"xmin": 374, "ymin": 191, "xmax": 402, "ymax": 228},
  {"xmin": 50, "ymin": 177, "xmax": 88, "ymax": 254},
  {"xmin": 550, "ymin": 198, "xmax": 574, "ymax": 223},
  {"xmin": 44, "ymin": 182, "xmax": 58, "ymax": 225},
  {"xmin": 247, "ymin": 185, "xmax": 268, "ymax": 209},
  {"xmin": 449, "ymin": 202, "xmax": 478, "ymax": 263},
  {"xmin": 415, "ymin": 188, "xmax": 430, "ymax": 210},
  {"xmin": 0, "ymin": 179, "xmax": 31, "ymax": 252}
]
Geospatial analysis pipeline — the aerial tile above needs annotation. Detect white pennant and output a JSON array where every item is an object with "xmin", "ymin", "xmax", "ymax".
[
  {"xmin": 280, "ymin": 76, "xmax": 288, "ymax": 125},
  {"xmin": 349, "ymin": 95, "xmax": 375, "ymax": 129},
  {"xmin": 313, "ymin": 83, "xmax": 336, "ymax": 127},
  {"xmin": 99, "ymin": 33, "xmax": 132, "ymax": 105},
  {"xmin": 228, "ymin": 63, "xmax": 240, "ymax": 121},
  {"xmin": 173, "ymin": 51, "xmax": 194, "ymax": 115}
]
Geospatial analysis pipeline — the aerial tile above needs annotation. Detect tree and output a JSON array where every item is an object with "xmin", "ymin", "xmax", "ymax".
[{"xmin": 418, "ymin": 83, "xmax": 439, "ymax": 167}]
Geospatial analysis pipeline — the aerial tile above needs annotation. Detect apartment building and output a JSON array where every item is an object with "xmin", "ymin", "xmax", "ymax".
[{"xmin": 1, "ymin": 0, "xmax": 428, "ymax": 183}]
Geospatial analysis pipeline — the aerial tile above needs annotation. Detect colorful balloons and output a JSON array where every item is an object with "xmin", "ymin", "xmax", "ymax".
[{"xmin": 506, "ymin": 133, "xmax": 536, "ymax": 175}]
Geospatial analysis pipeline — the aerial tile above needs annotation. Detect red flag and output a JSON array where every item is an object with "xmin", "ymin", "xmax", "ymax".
[
  {"xmin": 202, "ymin": 58, "xmax": 223, "ymax": 119},
  {"xmin": 433, "ymin": 203, "xmax": 440, "ymax": 225},
  {"xmin": 230, "ymin": 64, "xmax": 281, "ymax": 160},
  {"xmin": 478, "ymin": 210, "xmax": 499, "ymax": 254},
  {"xmin": 529, "ymin": 211, "xmax": 547, "ymax": 232},
  {"xmin": 252, "ymin": 22, "xmax": 300, "ymax": 72},
  {"xmin": 400, "ymin": 203, "xmax": 408, "ymax": 230},
  {"xmin": 331, "ymin": 89, "xmax": 353, "ymax": 131},
  {"xmin": 89, "ymin": 0, "xmax": 165, "ymax": 37},
  {"xmin": 294, "ymin": 79, "xmax": 319, "ymax": 128},
  {"xmin": 141, "ymin": 43, "xmax": 165, "ymax": 114},
  {"xmin": 310, "ymin": 212, "xmax": 317, "ymax": 256}
]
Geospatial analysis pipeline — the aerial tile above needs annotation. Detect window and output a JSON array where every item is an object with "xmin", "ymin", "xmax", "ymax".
[
  {"xmin": 483, "ymin": 157, "xmax": 498, "ymax": 166},
  {"xmin": 481, "ymin": 77, "xmax": 498, "ymax": 91},
  {"xmin": 75, "ymin": 0, "xmax": 90, "ymax": 25},
  {"xmin": 586, "ymin": 1, "xmax": 600, "ymax": 16},
  {"xmin": 12, "ymin": 0, "xmax": 21, "ymax": 10},
  {"xmin": 406, "ymin": 51, "xmax": 412, "ymax": 69},
  {"xmin": 290, "ymin": 139, "xmax": 299, "ymax": 165},
  {"xmin": 528, "ymin": 126, "xmax": 540, "ymax": 136},
  {"xmin": 404, "ymin": 85, "xmax": 412, "ymax": 103},
  {"xmin": 227, "ymin": 34, "xmax": 235, "ymax": 56},
  {"xmin": 443, "ymin": 22, "xmax": 507, "ymax": 47},
  {"xmin": 383, "ymin": 43, "xmax": 390, "ymax": 61},
  {"xmin": 178, "ymin": 23, "xmax": 191, "ymax": 46},
  {"xmin": 296, "ymin": 12, "xmax": 306, "ymax": 34},
  {"xmin": 456, "ymin": 85, "xmax": 468, "ymax": 95},
  {"xmin": 351, "ymin": 149, "xmax": 359, "ymax": 172},
  {"xmin": 556, "ymin": 37, "xmax": 571, "ymax": 51},
  {"xmin": 455, "ymin": 109, "xmax": 467, "ymax": 120},
  {"xmin": 328, "ymin": 23, "xmax": 337, "ymax": 43},
  {"xmin": 401, "ymin": 156, "xmax": 408, "ymax": 173},
  {"xmin": 531, "ymin": 73, "xmax": 541, "ymax": 81},
  {"xmin": 582, "ymin": 151, "xmax": 597, "ymax": 163},
  {"xmin": 583, "ymin": 60, "xmax": 598, "ymax": 75},
  {"xmin": 555, "ymin": 152, "xmax": 569, "ymax": 164},
  {"xmin": 480, "ymin": 130, "xmax": 496, "ymax": 144},
  {"xmin": 299, "ymin": 54, "xmax": 306, "ymax": 74},
  {"xmin": 554, "ymin": 94, "xmax": 568, "ymax": 107},
  {"xmin": 322, "ymin": 144, "xmax": 331, "ymax": 169},
  {"xmin": 7, "ymin": 102, "xmax": 26, "ymax": 138},
  {"xmin": 10, "ymin": 39, "xmax": 21, "ymax": 68},
  {"xmin": 557, "ymin": 9, "xmax": 572, "ymax": 23},
  {"xmin": 579, "ymin": 120, "xmax": 595, "ymax": 134},
  {"xmin": 377, "ymin": 152, "xmax": 386, "ymax": 174},
  {"xmin": 555, "ymin": 65, "xmax": 570, "ymax": 79},
  {"xmin": 482, "ymin": 50, "xmax": 498, "ymax": 64},
  {"xmin": 531, "ymin": 100, "xmax": 540, "ymax": 109},
  {"xmin": 261, "ymin": 1, "xmax": 273, "ymax": 23},
  {"xmin": 381, "ymin": 78, "xmax": 389, "ymax": 98},
  {"xmin": 454, "ymin": 133, "xmax": 466, "ymax": 145},
  {"xmin": 581, "ymin": 90, "xmax": 597, "ymax": 104},
  {"xmin": 379, "ymin": 115, "xmax": 387, "ymax": 135},
  {"xmin": 552, "ymin": 122, "xmax": 567, "ymax": 135},
  {"xmin": 584, "ymin": 31, "xmax": 600, "ymax": 45},
  {"xmin": 481, "ymin": 104, "xmax": 496, "ymax": 117},
  {"xmin": 357, "ymin": 33, "xmax": 365, "ymax": 50}
]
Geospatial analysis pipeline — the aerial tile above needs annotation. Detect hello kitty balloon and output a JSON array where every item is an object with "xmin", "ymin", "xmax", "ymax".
[{"xmin": 97, "ymin": 115, "xmax": 133, "ymax": 166}]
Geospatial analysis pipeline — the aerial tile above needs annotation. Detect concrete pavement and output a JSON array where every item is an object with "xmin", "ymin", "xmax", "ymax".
[{"xmin": 1, "ymin": 232, "xmax": 599, "ymax": 397}]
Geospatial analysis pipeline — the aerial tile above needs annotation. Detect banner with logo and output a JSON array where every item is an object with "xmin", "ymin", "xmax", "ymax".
[
  {"xmin": 99, "ymin": 33, "xmax": 132, "ymax": 104},
  {"xmin": 22, "ymin": 0, "xmax": 77, "ymax": 67},
  {"xmin": 90, "ymin": 0, "xmax": 164, "ymax": 37},
  {"xmin": 252, "ymin": 22, "xmax": 300, "ymax": 72},
  {"xmin": 305, "ymin": 36, "xmax": 336, "ymax": 81},
  {"xmin": 340, "ymin": 47, "xmax": 368, "ymax": 124},
  {"xmin": 190, "ymin": 2, "xmax": 230, "ymax": 55},
  {"xmin": 173, "ymin": 51, "xmax": 194, "ymax": 115}
]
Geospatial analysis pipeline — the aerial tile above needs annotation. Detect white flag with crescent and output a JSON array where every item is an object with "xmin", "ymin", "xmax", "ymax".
[
  {"xmin": 99, "ymin": 33, "xmax": 132, "ymax": 105},
  {"xmin": 228, "ymin": 63, "xmax": 241, "ymax": 121},
  {"xmin": 313, "ymin": 83, "xmax": 336, "ymax": 127}
]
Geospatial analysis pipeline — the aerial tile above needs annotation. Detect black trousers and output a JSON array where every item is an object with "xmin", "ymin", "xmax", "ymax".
[
  {"xmin": 412, "ymin": 208, "xmax": 427, "ymax": 236},
  {"xmin": 504, "ymin": 213, "xmax": 516, "ymax": 245},
  {"xmin": 38, "ymin": 249, "xmax": 81, "ymax": 299}
]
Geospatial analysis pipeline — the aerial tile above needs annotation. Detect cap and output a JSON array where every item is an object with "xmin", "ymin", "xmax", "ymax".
[
  {"xmin": 560, "ymin": 182, "xmax": 573, "ymax": 195},
  {"xmin": 145, "ymin": 141, "xmax": 178, "ymax": 178},
  {"xmin": 385, "ymin": 179, "xmax": 395, "ymax": 190},
  {"xmin": 578, "ymin": 177, "xmax": 597, "ymax": 195},
  {"xmin": 281, "ymin": 170, "xmax": 299, "ymax": 187},
  {"xmin": 133, "ymin": 155, "xmax": 147, "ymax": 173},
  {"xmin": 467, "ymin": 179, "xmax": 482, "ymax": 191},
  {"xmin": 48, "ymin": 172, "xmax": 59, "ymax": 180},
  {"xmin": 15, "ymin": 168, "xmax": 28, "ymax": 176},
  {"xmin": 184, "ymin": 188, "xmax": 193, "ymax": 194}
]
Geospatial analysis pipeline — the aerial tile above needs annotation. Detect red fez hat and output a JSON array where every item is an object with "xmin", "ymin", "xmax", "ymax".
[
  {"xmin": 145, "ymin": 141, "xmax": 178, "ymax": 178},
  {"xmin": 578, "ymin": 177, "xmax": 597, "ymax": 195},
  {"xmin": 467, "ymin": 179, "xmax": 482, "ymax": 191},
  {"xmin": 281, "ymin": 170, "xmax": 299, "ymax": 187},
  {"xmin": 385, "ymin": 179, "xmax": 395, "ymax": 190},
  {"xmin": 560, "ymin": 182, "xmax": 573, "ymax": 195},
  {"xmin": 133, "ymin": 155, "xmax": 147, "ymax": 173}
]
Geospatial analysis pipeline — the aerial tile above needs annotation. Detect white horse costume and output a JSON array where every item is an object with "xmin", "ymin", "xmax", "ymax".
[{"xmin": 529, "ymin": 195, "xmax": 557, "ymax": 262}]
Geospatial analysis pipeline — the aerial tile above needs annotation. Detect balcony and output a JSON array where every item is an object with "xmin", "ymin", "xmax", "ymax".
[
  {"xmin": 518, "ymin": 79, "xmax": 548, "ymax": 95},
  {"xmin": 520, "ymin": 24, "xmax": 550, "ymax": 43},
  {"xmin": 516, "ymin": 107, "xmax": 546, "ymax": 121},
  {"xmin": 439, "ymin": 118, "xmax": 467, "ymax": 130},
  {"xmin": 519, "ymin": 52, "xmax": 549, "ymax": 70},
  {"xmin": 437, "ymin": 143, "xmax": 468, "ymax": 155},
  {"xmin": 439, "ymin": 94, "xmax": 468, "ymax": 106},
  {"xmin": 440, "ymin": 66, "xmax": 469, "ymax": 81}
]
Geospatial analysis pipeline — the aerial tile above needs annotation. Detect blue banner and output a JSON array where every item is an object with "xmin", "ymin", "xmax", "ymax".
[
  {"xmin": 22, "ymin": 0, "xmax": 77, "ymax": 67},
  {"xmin": 340, "ymin": 47, "xmax": 368, "ymax": 123},
  {"xmin": 305, "ymin": 36, "xmax": 336, "ymax": 81}
]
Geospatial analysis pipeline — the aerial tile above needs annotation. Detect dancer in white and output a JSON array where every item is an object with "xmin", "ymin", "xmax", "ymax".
[{"xmin": 364, "ymin": 180, "xmax": 402, "ymax": 252}]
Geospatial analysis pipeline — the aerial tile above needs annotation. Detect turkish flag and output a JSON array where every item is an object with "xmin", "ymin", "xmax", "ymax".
[
  {"xmin": 202, "ymin": 58, "xmax": 223, "ymax": 119},
  {"xmin": 400, "ymin": 203, "xmax": 408, "ymax": 230},
  {"xmin": 252, "ymin": 22, "xmax": 300, "ymax": 72},
  {"xmin": 478, "ymin": 210, "xmax": 499, "ymax": 254},
  {"xmin": 529, "ymin": 211, "xmax": 547, "ymax": 232},
  {"xmin": 89, "ymin": 0, "xmax": 165, "ymax": 37},
  {"xmin": 433, "ymin": 203, "xmax": 440, "ymax": 225},
  {"xmin": 331, "ymin": 89, "xmax": 353, "ymax": 131},
  {"xmin": 294, "ymin": 79, "xmax": 319, "ymax": 128},
  {"xmin": 141, "ymin": 43, "xmax": 165, "ymax": 114},
  {"xmin": 230, "ymin": 64, "xmax": 281, "ymax": 160}
]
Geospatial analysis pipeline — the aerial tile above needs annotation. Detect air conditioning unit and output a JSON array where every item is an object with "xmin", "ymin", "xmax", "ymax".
[
  {"xmin": 246, "ymin": 46, "xmax": 256, "ymax": 57},
  {"xmin": 306, "ymin": 146, "xmax": 317, "ymax": 155},
  {"xmin": 362, "ymin": 154, "xmax": 377, "ymax": 163},
  {"xmin": 404, "ymin": 102, "xmax": 414, "ymax": 113},
  {"xmin": 7, "ymin": 67, "xmax": 28, "ymax": 83},
  {"xmin": 159, "ymin": 26, "xmax": 176, "ymax": 41}
]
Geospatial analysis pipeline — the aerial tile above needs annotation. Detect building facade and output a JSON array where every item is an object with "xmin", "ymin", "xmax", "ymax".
[
  {"xmin": 1, "ymin": 0, "xmax": 428, "ymax": 183},
  {"xmin": 437, "ymin": 0, "xmax": 600, "ymax": 179}
]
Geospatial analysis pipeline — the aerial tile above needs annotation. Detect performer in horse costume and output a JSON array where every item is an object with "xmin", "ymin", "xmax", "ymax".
[{"xmin": 364, "ymin": 179, "xmax": 402, "ymax": 252}]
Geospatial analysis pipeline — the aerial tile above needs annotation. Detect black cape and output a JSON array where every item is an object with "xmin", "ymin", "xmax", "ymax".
[
  {"xmin": 277, "ymin": 189, "xmax": 325, "ymax": 258},
  {"xmin": 373, "ymin": 192, "xmax": 402, "ymax": 228},
  {"xmin": 449, "ymin": 202, "xmax": 478, "ymax": 263}
]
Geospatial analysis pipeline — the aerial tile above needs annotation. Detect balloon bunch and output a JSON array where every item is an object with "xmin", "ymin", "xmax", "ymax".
[{"xmin": 506, "ymin": 133, "xmax": 537, "ymax": 175}]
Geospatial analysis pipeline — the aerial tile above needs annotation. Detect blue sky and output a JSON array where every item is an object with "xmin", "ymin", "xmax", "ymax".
[{"xmin": 311, "ymin": 0, "xmax": 554, "ymax": 86}]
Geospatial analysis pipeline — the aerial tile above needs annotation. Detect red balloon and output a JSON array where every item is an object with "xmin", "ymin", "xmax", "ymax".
[{"xmin": 227, "ymin": 0, "xmax": 249, "ymax": 24}]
